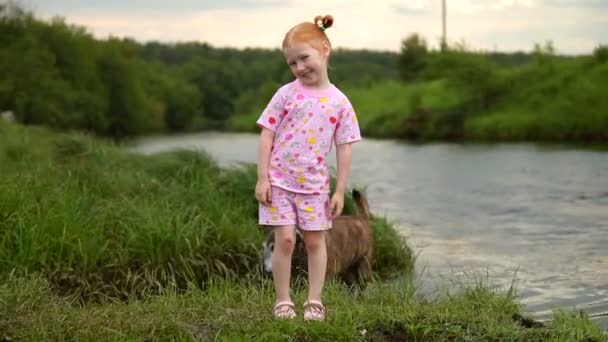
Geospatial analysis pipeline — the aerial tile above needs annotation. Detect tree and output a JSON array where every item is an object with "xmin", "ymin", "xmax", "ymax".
[
  {"xmin": 593, "ymin": 44, "xmax": 608, "ymax": 64},
  {"xmin": 398, "ymin": 33, "xmax": 428, "ymax": 82},
  {"xmin": 97, "ymin": 42, "xmax": 151, "ymax": 137}
]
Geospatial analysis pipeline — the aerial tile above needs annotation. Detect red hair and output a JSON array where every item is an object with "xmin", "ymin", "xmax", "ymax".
[{"xmin": 282, "ymin": 15, "xmax": 334, "ymax": 51}]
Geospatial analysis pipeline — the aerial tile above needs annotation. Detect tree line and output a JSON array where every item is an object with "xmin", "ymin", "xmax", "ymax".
[
  {"xmin": 0, "ymin": 6, "xmax": 398, "ymax": 137},
  {"xmin": 2, "ymin": 4, "xmax": 607, "ymax": 141}
]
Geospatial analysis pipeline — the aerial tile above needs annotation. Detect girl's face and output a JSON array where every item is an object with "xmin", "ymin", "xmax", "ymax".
[{"xmin": 283, "ymin": 42, "xmax": 330, "ymax": 88}]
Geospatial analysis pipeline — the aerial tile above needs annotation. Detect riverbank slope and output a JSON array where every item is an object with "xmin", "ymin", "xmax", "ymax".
[{"xmin": 0, "ymin": 122, "xmax": 605, "ymax": 340}]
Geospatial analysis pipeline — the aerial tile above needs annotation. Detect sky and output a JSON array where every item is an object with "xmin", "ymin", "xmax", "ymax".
[{"xmin": 18, "ymin": 0, "xmax": 608, "ymax": 55}]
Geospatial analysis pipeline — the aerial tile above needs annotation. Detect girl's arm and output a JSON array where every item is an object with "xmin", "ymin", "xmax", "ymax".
[
  {"xmin": 331, "ymin": 142, "xmax": 353, "ymax": 218},
  {"xmin": 256, "ymin": 128, "xmax": 275, "ymax": 205},
  {"xmin": 334, "ymin": 143, "xmax": 352, "ymax": 195},
  {"xmin": 257, "ymin": 128, "xmax": 275, "ymax": 180}
]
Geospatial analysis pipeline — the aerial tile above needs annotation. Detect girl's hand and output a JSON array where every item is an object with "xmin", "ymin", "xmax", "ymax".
[
  {"xmin": 255, "ymin": 179, "xmax": 272, "ymax": 205},
  {"xmin": 330, "ymin": 191, "xmax": 344, "ymax": 219}
]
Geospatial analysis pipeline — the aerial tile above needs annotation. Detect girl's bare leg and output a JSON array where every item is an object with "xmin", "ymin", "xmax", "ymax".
[
  {"xmin": 272, "ymin": 225, "xmax": 296, "ymax": 302},
  {"xmin": 301, "ymin": 230, "xmax": 327, "ymax": 302}
]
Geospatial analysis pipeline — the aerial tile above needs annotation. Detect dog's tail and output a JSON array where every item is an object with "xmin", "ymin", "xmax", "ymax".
[{"xmin": 352, "ymin": 189, "xmax": 370, "ymax": 221}]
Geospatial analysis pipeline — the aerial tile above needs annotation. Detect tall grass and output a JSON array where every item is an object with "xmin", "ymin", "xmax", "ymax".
[{"xmin": 0, "ymin": 122, "xmax": 413, "ymax": 300}]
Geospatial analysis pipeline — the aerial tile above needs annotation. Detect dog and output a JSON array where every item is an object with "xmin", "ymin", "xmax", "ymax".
[{"xmin": 262, "ymin": 189, "xmax": 373, "ymax": 286}]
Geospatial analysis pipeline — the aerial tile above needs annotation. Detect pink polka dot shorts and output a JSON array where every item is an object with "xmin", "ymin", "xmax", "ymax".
[{"xmin": 259, "ymin": 186, "xmax": 331, "ymax": 231}]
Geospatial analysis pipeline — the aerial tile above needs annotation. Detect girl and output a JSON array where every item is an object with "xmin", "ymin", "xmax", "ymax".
[{"xmin": 255, "ymin": 14, "xmax": 361, "ymax": 321}]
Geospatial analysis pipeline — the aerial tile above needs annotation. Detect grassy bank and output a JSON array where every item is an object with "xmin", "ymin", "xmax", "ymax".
[
  {"xmin": 1, "ymin": 121, "xmax": 606, "ymax": 340},
  {"xmin": 2, "ymin": 274, "xmax": 606, "ymax": 341},
  {"xmin": 353, "ymin": 54, "xmax": 608, "ymax": 142},
  {"xmin": 228, "ymin": 53, "xmax": 608, "ymax": 143},
  {"xmin": 0, "ymin": 121, "xmax": 411, "ymax": 300}
]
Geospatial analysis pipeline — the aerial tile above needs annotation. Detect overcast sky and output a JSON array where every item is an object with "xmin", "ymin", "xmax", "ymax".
[{"xmin": 19, "ymin": 0, "xmax": 608, "ymax": 54}]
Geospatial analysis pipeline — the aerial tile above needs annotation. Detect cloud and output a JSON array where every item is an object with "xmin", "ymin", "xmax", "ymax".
[
  {"xmin": 23, "ymin": 0, "xmax": 288, "ymax": 15},
  {"xmin": 443, "ymin": 4, "xmax": 607, "ymax": 53},
  {"xmin": 20, "ymin": 0, "xmax": 607, "ymax": 54},
  {"xmin": 437, "ymin": 0, "xmax": 537, "ymax": 14},
  {"xmin": 390, "ymin": 0, "xmax": 433, "ymax": 14},
  {"xmin": 388, "ymin": 0, "xmax": 540, "ymax": 16},
  {"xmin": 542, "ymin": 0, "xmax": 608, "ymax": 7}
]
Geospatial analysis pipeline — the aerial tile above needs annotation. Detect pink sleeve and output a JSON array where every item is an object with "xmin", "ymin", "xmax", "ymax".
[
  {"xmin": 256, "ymin": 86, "xmax": 288, "ymax": 132},
  {"xmin": 334, "ymin": 98, "xmax": 362, "ymax": 145}
]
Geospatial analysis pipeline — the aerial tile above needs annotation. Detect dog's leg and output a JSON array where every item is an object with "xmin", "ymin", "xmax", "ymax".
[{"xmin": 356, "ymin": 251, "xmax": 374, "ymax": 286}]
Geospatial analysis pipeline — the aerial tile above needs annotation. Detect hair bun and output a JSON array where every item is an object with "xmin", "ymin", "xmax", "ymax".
[{"xmin": 314, "ymin": 14, "xmax": 334, "ymax": 30}]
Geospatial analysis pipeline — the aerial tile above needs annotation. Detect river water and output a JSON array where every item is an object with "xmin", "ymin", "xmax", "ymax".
[{"xmin": 133, "ymin": 132, "xmax": 608, "ymax": 328}]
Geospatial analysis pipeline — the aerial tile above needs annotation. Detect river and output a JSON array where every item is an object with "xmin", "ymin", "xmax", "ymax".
[{"xmin": 132, "ymin": 132, "xmax": 608, "ymax": 328}]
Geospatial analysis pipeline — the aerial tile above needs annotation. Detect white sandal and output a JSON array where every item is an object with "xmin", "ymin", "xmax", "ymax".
[
  {"xmin": 272, "ymin": 301, "xmax": 296, "ymax": 319},
  {"xmin": 303, "ymin": 300, "xmax": 325, "ymax": 321}
]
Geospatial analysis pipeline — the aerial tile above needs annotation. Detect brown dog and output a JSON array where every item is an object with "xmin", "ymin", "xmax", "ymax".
[{"xmin": 262, "ymin": 189, "xmax": 373, "ymax": 286}]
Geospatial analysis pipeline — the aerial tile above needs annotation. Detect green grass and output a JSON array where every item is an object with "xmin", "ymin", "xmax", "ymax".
[
  {"xmin": 0, "ymin": 122, "xmax": 412, "ymax": 300},
  {"xmin": 463, "ymin": 60, "xmax": 608, "ymax": 141},
  {"xmin": 1, "ymin": 121, "xmax": 606, "ymax": 340},
  {"xmin": 345, "ymin": 80, "xmax": 461, "ymax": 139},
  {"xmin": 1, "ymin": 274, "xmax": 606, "ymax": 341}
]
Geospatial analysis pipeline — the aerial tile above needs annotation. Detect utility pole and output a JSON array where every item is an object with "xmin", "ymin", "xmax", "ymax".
[{"xmin": 441, "ymin": 0, "xmax": 447, "ymax": 52}]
